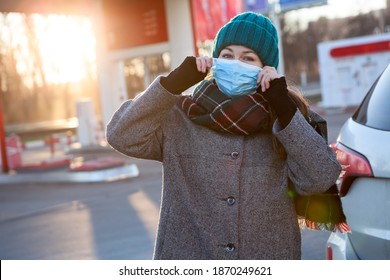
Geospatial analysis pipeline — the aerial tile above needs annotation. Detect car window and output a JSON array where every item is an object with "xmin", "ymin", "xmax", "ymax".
[{"xmin": 352, "ymin": 64, "xmax": 390, "ymax": 131}]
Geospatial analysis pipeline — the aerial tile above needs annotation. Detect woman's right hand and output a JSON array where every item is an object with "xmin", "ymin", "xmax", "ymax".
[
  {"xmin": 160, "ymin": 56, "xmax": 208, "ymax": 94},
  {"xmin": 195, "ymin": 56, "xmax": 213, "ymax": 73}
]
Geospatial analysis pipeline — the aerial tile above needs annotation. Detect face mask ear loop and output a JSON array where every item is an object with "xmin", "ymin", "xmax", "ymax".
[{"xmin": 211, "ymin": 58, "xmax": 219, "ymax": 78}]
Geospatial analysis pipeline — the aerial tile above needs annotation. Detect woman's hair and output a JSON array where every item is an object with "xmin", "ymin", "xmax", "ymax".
[{"xmin": 270, "ymin": 82, "xmax": 310, "ymax": 159}]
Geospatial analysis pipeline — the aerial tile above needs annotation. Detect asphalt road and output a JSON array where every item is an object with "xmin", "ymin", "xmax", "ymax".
[{"xmin": 0, "ymin": 109, "xmax": 354, "ymax": 260}]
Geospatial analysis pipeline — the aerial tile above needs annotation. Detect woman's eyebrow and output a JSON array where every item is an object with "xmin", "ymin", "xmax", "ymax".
[
  {"xmin": 242, "ymin": 50, "xmax": 256, "ymax": 54},
  {"xmin": 223, "ymin": 47, "xmax": 256, "ymax": 55}
]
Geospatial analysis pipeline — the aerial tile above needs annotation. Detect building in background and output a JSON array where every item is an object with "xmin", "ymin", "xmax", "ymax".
[
  {"xmin": 0, "ymin": 0, "xmax": 388, "ymax": 135},
  {"xmin": 317, "ymin": 33, "xmax": 390, "ymax": 108},
  {"xmin": 0, "ymin": 0, "xmax": 245, "ymax": 131},
  {"xmin": 98, "ymin": 0, "xmax": 244, "ymax": 128}
]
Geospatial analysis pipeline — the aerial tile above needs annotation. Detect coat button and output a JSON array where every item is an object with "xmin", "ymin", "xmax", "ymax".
[
  {"xmin": 225, "ymin": 243, "xmax": 235, "ymax": 253},
  {"xmin": 226, "ymin": 196, "xmax": 236, "ymax": 205},
  {"xmin": 231, "ymin": 152, "xmax": 239, "ymax": 159}
]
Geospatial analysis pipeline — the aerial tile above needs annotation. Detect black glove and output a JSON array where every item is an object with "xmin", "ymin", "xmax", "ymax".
[
  {"xmin": 260, "ymin": 77, "xmax": 297, "ymax": 128},
  {"xmin": 160, "ymin": 56, "xmax": 207, "ymax": 95}
]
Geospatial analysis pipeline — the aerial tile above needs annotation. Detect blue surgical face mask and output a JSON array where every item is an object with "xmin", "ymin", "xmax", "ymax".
[{"xmin": 211, "ymin": 58, "xmax": 262, "ymax": 97}]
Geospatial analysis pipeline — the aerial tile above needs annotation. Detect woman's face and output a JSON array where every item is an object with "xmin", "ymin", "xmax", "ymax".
[{"xmin": 218, "ymin": 45, "xmax": 264, "ymax": 68}]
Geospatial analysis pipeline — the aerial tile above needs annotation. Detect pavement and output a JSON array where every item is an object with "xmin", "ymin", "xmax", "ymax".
[
  {"xmin": 310, "ymin": 102, "xmax": 358, "ymax": 116},
  {"xmin": 0, "ymin": 140, "xmax": 139, "ymax": 185},
  {"xmin": 0, "ymin": 138, "xmax": 333, "ymax": 260}
]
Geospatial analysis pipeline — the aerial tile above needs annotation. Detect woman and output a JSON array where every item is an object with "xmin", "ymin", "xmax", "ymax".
[{"xmin": 106, "ymin": 12, "xmax": 342, "ymax": 260}]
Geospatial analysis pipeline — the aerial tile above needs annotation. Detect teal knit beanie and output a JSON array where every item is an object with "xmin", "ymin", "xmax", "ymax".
[{"xmin": 212, "ymin": 12, "xmax": 279, "ymax": 69}]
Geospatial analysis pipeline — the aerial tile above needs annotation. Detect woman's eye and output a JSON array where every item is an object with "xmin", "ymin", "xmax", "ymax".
[
  {"xmin": 221, "ymin": 53, "xmax": 233, "ymax": 59},
  {"xmin": 243, "ymin": 56, "xmax": 254, "ymax": 62}
]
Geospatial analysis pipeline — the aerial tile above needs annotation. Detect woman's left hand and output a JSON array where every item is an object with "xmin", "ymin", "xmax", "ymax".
[{"xmin": 257, "ymin": 66, "xmax": 283, "ymax": 93}]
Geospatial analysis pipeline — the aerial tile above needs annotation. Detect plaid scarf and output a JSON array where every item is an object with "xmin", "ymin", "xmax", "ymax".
[{"xmin": 180, "ymin": 79, "xmax": 271, "ymax": 135}]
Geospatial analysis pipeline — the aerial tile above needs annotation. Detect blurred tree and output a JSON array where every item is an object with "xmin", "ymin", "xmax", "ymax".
[
  {"xmin": 0, "ymin": 12, "xmax": 99, "ymax": 130},
  {"xmin": 282, "ymin": 8, "xmax": 388, "ymax": 85}
]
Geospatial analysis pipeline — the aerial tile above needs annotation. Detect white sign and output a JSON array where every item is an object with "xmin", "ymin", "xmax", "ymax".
[{"xmin": 317, "ymin": 33, "xmax": 390, "ymax": 108}]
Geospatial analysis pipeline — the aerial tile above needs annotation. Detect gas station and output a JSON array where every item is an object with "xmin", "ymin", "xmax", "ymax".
[{"xmin": 0, "ymin": 0, "xmax": 203, "ymax": 172}]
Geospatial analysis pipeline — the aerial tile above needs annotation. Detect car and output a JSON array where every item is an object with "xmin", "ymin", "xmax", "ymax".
[{"xmin": 326, "ymin": 63, "xmax": 390, "ymax": 260}]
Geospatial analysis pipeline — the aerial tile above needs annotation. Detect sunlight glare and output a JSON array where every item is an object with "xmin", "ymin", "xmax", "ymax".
[
  {"xmin": 1, "ymin": 13, "xmax": 97, "ymax": 86},
  {"xmin": 32, "ymin": 14, "xmax": 96, "ymax": 84}
]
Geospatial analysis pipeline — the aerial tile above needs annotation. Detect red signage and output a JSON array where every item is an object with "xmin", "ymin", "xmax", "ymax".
[
  {"xmin": 102, "ymin": 0, "xmax": 168, "ymax": 50},
  {"xmin": 330, "ymin": 40, "xmax": 390, "ymax": 58},
  {"xmin": 191, "ymin": 0, "xmax": 244, "ymax": 42}
]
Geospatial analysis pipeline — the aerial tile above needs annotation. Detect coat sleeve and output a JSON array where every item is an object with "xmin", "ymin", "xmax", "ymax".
[
  {"xmin": 106, "ymin": 76, "xmax": 179, "ymax": 162},
  {"xmin": 273, "ymin": 110, "xmax": 342, "ymax": 195}
]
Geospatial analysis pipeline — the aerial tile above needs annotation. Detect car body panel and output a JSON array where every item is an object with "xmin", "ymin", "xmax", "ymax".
[
  {"xmin": 327, "ymin": 231, "xmax": 359, "ymax": 260},
  {"xmin": 341, "ymin": 177, "xmax": 390, "ymax": 259}
]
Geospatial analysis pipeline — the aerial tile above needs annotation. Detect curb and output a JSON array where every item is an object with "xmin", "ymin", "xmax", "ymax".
[{"xmin": 0, "ymin": 164, "xmax": 139, "ymax": 185}]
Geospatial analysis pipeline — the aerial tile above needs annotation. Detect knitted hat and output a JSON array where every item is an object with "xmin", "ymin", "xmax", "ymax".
[{"xmin": 212, "ymin": 12, "xmax": 279, "ymax": 69}]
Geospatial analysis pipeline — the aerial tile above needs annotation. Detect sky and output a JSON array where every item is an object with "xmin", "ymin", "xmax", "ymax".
[{"xmin": 284, "ymin": 0, "xmax": 387, "ymax": 29}]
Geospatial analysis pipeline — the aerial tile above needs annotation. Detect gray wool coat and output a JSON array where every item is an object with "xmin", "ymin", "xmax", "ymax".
[{"xmin": 106, "ymin": 77, "xmax": 342, "ymax": 260}]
